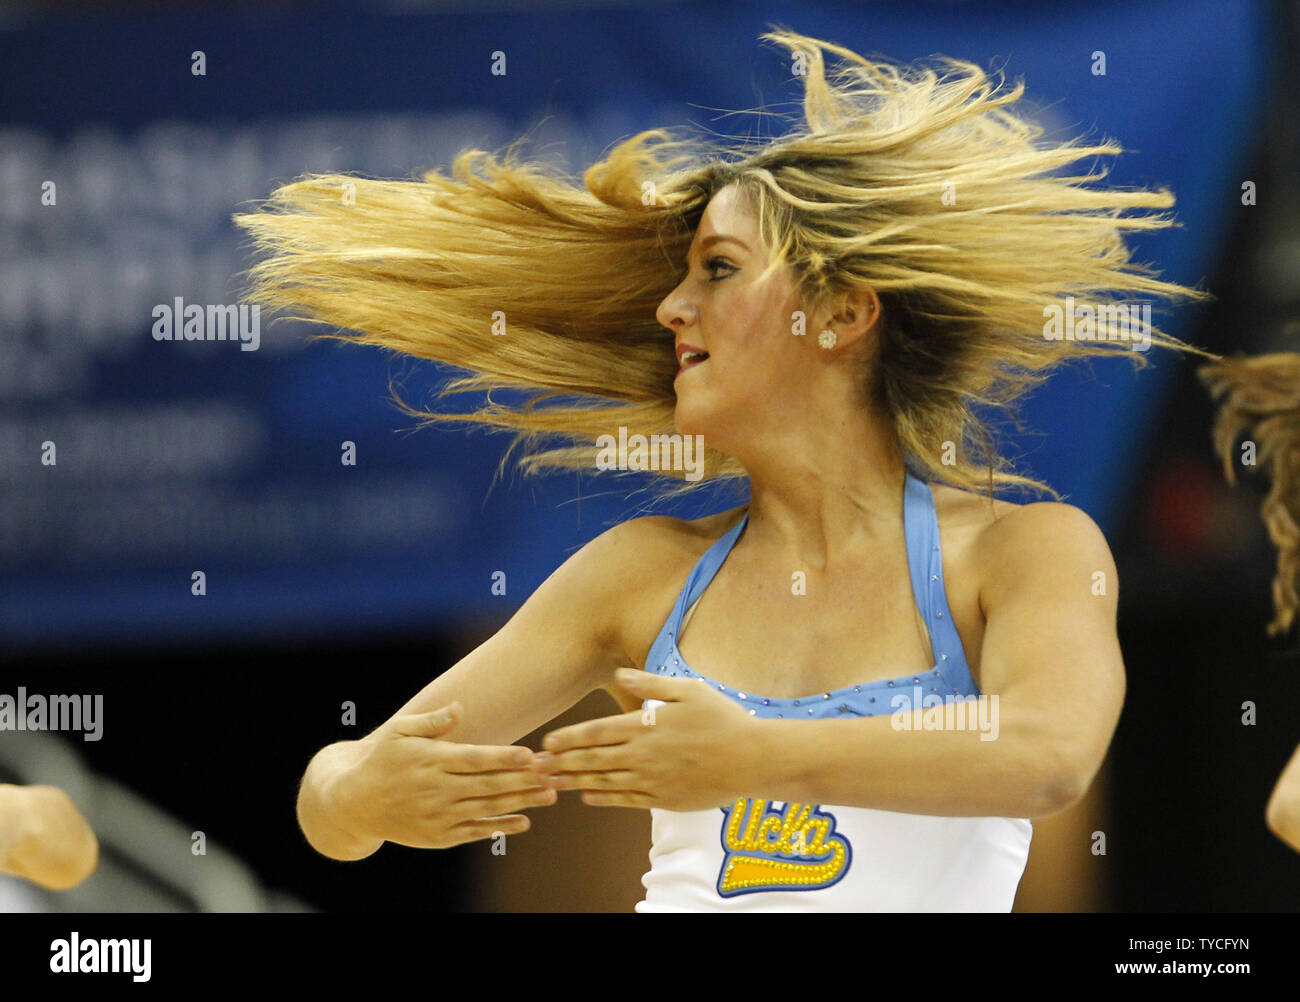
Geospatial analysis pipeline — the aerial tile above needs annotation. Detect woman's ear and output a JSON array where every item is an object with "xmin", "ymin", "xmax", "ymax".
[
  {"xmin": 843, "ymin": 286, "xmax": 881, "ymax": 332},
  {"xmin": 823, "ymin": 286, "xmax": 881, "ymax": 349}
]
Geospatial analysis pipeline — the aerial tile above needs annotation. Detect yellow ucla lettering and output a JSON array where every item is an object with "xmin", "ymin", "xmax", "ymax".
[
  {"xmin": 741, "ymin": 797, "xmax": 763, "ymax": 847},
  {"xmin": 724, "ymin": 798, "xmax": 748, "ymax": 852},
  {"xmin": 755, "ymin": 815, "xmax": 782, "ymax": 850},
  {"xmin": 776, "ymin": 803, "xmax": 812, "ymax": 853},
  {"xmin": 806, "ymin": 817, "xmax": 829, "ymax": 855},
  {"xmin": 717, "ymin": 798, "xmax": 852, "ymax": 897}
]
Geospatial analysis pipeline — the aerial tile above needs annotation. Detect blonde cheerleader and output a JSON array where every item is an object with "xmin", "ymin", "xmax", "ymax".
[{"xmin": 236, "ymin": 28, "xmax": 1239, "ymax": 909}]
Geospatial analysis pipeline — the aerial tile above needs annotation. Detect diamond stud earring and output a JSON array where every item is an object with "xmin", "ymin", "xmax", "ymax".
[{"xmin": 818, "ymin": 328, "xmax": 837, "ymax": 349}]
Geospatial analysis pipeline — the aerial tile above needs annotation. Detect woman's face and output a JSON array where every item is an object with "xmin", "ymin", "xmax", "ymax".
[{"xmin": 656, "ymin": 182, "xmax": 810, "ymax": 445}]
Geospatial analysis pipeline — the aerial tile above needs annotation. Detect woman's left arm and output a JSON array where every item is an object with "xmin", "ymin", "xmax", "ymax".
[
  {"xmin": 742, "ymin": 502, "xmax": 1126, "ymax": 818},
  {"xmin": 539, "ymin": 502, "xmax": 1124, "ymax": 819}
]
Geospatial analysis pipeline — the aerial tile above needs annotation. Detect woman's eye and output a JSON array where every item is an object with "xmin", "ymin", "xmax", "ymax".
[{"xmin": 705, "ymin": 257, "xmax": 736, "ymax": 282}]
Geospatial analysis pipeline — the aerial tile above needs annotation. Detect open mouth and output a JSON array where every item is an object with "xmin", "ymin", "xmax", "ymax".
[{"xmin": 677, "ymin": 350, "xmax": 710, "ymax": 373}]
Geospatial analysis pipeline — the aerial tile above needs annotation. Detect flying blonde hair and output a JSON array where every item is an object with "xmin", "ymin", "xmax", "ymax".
[
  {"xmin": 1200, "ymin": 353, "xmax": 1300, "ymax": 638},
  {"xmin": 234, "ymin": 26, "xmax": 1222, "ymax": 502}
]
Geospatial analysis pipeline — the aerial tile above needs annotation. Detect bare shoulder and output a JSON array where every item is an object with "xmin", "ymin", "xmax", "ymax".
[
  {"xmin": 976, "ymin": 499, "xmax": 1112, "ymax": 566},
  {"xmin": 566, "ymin": 504, "xmax": 747, "ymax": 634},
  {"xmin": 582, "ymin": 505, "xmax": 747, "ymax": 571},
  {"xmin": 521, "ymin": 507, "xmax": 740, "ymax": 645},
  {"xmin": 576, "ymin": 506, "xmax": 747, "ymax": 706},
  {"xmin": 930, "ymin": 484, "xmax": 1115, "ymax": 606}
]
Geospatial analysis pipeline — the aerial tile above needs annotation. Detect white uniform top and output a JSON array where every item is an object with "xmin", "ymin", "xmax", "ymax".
[{"xmin": 635, "ymin": 472, "xmax": 1033, "ymax": 911}]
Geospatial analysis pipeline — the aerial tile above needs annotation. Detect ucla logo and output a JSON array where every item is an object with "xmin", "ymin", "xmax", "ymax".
[{"xmin": 717, "ymin": 798, "xmax": 851, "ymax": 896}]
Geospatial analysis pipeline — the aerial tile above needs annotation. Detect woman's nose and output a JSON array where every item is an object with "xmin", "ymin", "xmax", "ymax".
[{"xmin": 656, "ymin": 282, "xmax": 695, "ymax": 331}]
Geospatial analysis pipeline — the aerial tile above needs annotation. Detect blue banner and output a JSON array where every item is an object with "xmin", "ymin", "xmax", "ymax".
[{"xmin": 0, "ymin": 0, "xmax": 1271, "ymax": 646}]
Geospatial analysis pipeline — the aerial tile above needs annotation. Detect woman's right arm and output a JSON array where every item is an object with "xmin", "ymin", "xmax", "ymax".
[
  {"xmin": 1266, "ymin": 742, "xmax": 1300, "ymax": 853},
  {"xmin": 298, "ymin": 517, "xmax": 655, "ymax": 860}
]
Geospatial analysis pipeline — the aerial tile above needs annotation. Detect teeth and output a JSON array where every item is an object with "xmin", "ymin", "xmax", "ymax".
[{"xmin": 681, "ymin": 351, "xmax": 707, "ymax": 364}]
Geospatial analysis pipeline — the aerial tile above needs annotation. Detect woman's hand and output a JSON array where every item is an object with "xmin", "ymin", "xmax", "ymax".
[
  {"xmin": 326, "ymin": 702, "xmax": 556, "ymax": 850},
  {"xmin": 0, "ymin": 784, "xmax": 99, "ymax": 890},
  {"xmin": 535, "ymin": 668, "xmax": 762, "ymax": 812}
]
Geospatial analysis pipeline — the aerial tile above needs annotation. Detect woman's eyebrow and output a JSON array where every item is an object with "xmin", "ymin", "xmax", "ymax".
[{"xmin": 684, "ymin": 234, "xmax": 750, "ymax": 266}]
